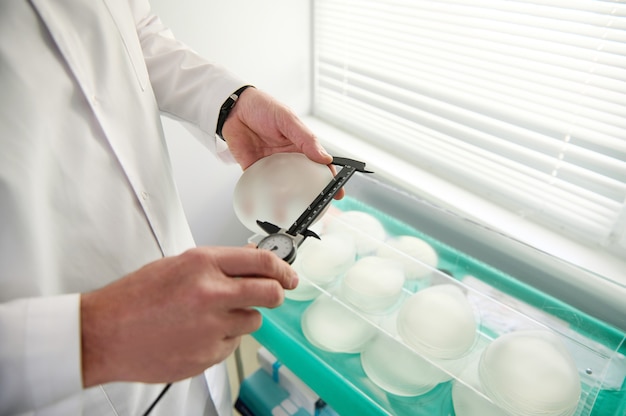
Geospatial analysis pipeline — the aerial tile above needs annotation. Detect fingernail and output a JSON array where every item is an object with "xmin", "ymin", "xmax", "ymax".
[
  {"xmin": 289, "ymin": 273, "xmax": 299, "ymax": 290},
  {"xmin": 317, "ymin": 144, "xmax": 332, "ymax": 159}
]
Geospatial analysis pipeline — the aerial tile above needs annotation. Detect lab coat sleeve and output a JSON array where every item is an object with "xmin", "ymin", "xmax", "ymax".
[
  {"xmin": 130, "ymin": 0, "xmax": 246, "ymax": 161},
  {"xmin": 0, "ymin": 294, "xmax": 82, "ymax": 415}
]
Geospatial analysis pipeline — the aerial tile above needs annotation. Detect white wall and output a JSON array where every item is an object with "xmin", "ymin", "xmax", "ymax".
[{"xmin": 150, "ymin": 0, "xmax": 311, "ymax": 246}]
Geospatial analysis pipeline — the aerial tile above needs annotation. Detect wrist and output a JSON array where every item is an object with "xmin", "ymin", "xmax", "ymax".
[
  {"xmin": 80, "ymin": 291, "xmax": 114, "ymax": 387},
  {"xmin": 216, "ymin": 85, "xmax": 254, "ymax": 141}
]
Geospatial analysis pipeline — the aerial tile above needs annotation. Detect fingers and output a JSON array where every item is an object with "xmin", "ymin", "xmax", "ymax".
[
  {"xmin": 294, "ymin": 128, "xmax": 332, "ymax": 165},
  {"xmin": 211, "ymin": 246, "xmax": 298, "ymax": 290},
  {"xmin": 269, "ymin": 96, "xmax": 332, "ymax": 165},
  {"xmin": 213, "ymin": 247, "xmax": 297, "ymax": 310},
  {"xmin": 181, "ymin": 247, "xmax": 297, "ymax": 310},
  {"xmin": 276, "ymin": 108, "xmax": 347, "ymax": 201},
  {"xmin": 223, "ymin": 308, "xmax": 263, "ymax": 339},
  {"xmin": 227, "ymin": 277, "xmax": 287, "ymax": 310},
  {"xmin": 283, "ymin": 117, "xmax": 333, "ymax": 166},
  {"xmin": 275, "ymin": 111, "xmax": 346, "ymax": 199}
]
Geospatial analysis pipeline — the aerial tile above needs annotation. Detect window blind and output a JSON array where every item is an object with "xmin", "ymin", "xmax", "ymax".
[{"xmin": 313, "ymin": 0, "xmax": 626, "ymax": 247}]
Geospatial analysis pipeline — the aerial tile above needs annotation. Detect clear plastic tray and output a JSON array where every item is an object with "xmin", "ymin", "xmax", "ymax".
[{"xmin": 250, "ymin": 186, "xmax": 626, "ymax": 416}]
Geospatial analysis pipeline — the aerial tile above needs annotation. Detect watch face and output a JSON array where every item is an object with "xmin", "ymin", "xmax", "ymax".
[{"xmin": 258, "ymin": 233, "xmax": 297, "ymax": 263}]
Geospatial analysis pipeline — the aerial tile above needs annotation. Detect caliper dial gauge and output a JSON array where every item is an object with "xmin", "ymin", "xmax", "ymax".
[
  {"xmin": 256, "ymin": 157, "xmax": 372, "ymax": 264},
  {"xmin": 257, "ymin": 233, "xmax": 297, "ymax": 264}
]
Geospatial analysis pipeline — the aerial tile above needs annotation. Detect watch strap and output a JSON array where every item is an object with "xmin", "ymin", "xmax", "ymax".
[{"xmin": 216, "ymin": 85, "xmax": 253, "ymax": 141}]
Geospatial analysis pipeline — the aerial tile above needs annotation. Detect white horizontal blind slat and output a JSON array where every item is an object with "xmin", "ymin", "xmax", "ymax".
[
  {"xmin": 313, "ymin": 0, "xmax": 626, "ymax": 245},
  {"xmin": 317, "ymin": 70, "xmax": 626, "ymax": 187},
  {"xmin": 315, "ymin": 92, "xmax": 620, "ymax": 242}
]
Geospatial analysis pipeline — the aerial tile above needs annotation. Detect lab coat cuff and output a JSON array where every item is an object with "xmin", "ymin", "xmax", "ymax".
[
  {"xmin": 26, "ymin": 294, "xmax": 83, "ymax": 409},
  {"xmin": 175, "ymin": 75, "xmax": 246, "ymax": 164}
]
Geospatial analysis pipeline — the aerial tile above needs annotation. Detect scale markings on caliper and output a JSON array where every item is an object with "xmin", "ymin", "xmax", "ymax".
[{"xmin": 256, "ymin": 157, "xmax": 372, "ymax": 264}]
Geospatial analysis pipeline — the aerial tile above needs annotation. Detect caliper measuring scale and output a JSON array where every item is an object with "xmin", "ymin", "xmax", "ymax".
[{"xmin": 256, "ymin": 157, "xmax": 372, "ymax": 264}]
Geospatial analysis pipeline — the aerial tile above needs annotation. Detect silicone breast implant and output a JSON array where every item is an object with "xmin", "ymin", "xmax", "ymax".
[
  {"xmin": 452, "ymin": 355, "xmax": 508, "ymax": 416},
  {"xmin": 324, "ymin": 211, "xmax": 386, "ymax": 256},
  {"xmin": 300, "ymin": 233, "xmax": 357, "ymax": 286},
  {"xmin": 377, "ymin": 235, "xmax": 438, "ymax": 280},
  {"xmin": 301, "ymin": 295, "xmax": 377, "ymax": 353},
  {"xmin": 341, "ymin": 256, "xmax": 405, "ymax": 314},
  {"xmin": 286, "ymin": 233, "xmax": 357, "ymax": 301},
  {"xmin": 233, "ymin": 153, "xmax": 333, "ymax": 233},
  {"xmin": 478, "ymin": 330, "xmax": 581, "ymax": 416},
  {"xmin": 361, "ymin": 332, "xmax": 451, "ymax": 397},
  {"xmin": 397, "ymin": 284, "xmax": 477, "ymax": 360}
]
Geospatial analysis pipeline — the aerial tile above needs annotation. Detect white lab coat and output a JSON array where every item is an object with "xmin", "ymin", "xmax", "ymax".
[{"xmin": 0, "ymin": 0, "xmax": 244, "ymax": 414}]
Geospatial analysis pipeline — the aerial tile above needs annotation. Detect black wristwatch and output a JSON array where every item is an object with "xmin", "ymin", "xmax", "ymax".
[{"xmin": 216, "ymin": 85, "xmax": 253, "ymax": 140}]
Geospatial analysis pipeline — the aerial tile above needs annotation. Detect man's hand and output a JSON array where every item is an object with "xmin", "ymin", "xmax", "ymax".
[
  {"xmin": 80, "ymin": 246, "xmax": 298, "ymax": 387},
  {"xmin": 222, "ymin": 88, "xmax": 330, "ymax": 169},
  {"xmin": 221, "ymin": 88, "xmax": 345, "ymax": 199}
]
